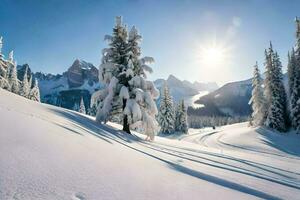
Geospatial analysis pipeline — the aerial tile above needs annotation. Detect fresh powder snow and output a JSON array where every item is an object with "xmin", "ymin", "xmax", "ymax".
[{"xmin": 0, "ymin": 89, "xmax": 300, "ymax": 199}]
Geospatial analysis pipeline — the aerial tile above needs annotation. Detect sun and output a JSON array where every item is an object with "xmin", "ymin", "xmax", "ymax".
[
  {"xmin": 194, "ymin": 39, "xmax": 232, "ymax": 83},
  {"xmin": 200, "ymin": 45, "xmax": 226, "ymax": 67}
]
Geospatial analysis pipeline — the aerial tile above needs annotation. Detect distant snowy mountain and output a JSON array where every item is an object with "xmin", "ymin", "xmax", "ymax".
[
  {"xmin": 18, "ymin": 64, "xmax": 218, "ymax": 111},
  {"xmin": 192, "ymin": 81, "xmax": 219, "ymax": 92},
  {"xmin": 154, "ymin": 75, "xmax": 218, "ymax": 102},
  {"xmin": 191, "ymin": 78, "xmax": 253, "ymax": 117},
  {"xmin": 24, "ymin": 59, "xmax": 103, "ymax": 111},
  {"xmin": 190, "ymin": 74, "xmax": 288, "ymax": 117}
]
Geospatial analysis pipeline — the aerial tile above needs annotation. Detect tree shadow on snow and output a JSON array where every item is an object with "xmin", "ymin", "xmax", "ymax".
[
  {"xmin": 47, "ymin": 107, "xmax": 141, "ymax": 145},
  {"xmin": 256, "ymin": 127, "xmax": 300, "ymax": 157},
  {"xmin": 46, "ymin": 107, "xmax": 296, "ymax": 199},
  {"xmin": 216, "ymin": 128, "xmax": 300, "ymax": 159}
]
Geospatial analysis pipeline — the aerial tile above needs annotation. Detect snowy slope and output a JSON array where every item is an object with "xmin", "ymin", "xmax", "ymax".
[{"xmin": 0, "ymin": 89, "xmax": 300, "ymax": 200}]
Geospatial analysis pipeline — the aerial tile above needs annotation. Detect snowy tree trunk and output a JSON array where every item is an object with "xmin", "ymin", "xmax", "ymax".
[{"xmin": 122, "ymin": 98, "xmax": 131, "ymax": 134}]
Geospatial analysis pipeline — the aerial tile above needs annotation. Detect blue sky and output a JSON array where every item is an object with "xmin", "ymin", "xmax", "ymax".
[{"xmin": 0, "ymin": 0, "xmax": 299, "ymax": 85}]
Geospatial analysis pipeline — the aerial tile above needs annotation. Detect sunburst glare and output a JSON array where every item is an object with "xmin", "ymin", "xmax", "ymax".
[{"xmin": 198, "ymin": 41, "xmax": 230, "ymax": 68}]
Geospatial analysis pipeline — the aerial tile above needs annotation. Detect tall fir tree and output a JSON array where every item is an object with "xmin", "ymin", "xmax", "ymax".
[
  {"xmin": 290, "ymin": 17, "xmax": 300, "ymax": 132},
  {"xmin": 7, "ymin": 53, "xmax": 19, "ymax": 94},
  {"xmin": 264, "ymin": 42, "xmax": 287, "ymax": 132},
  {"xmin": 288, "ymin": 50, "xmax": 296, "ymax": 96},
  {"xmin": 29, "ymin": 79, "xmax": 41, "ymax": 102},
  {"xmin": 175, "ymin": 100, "xmax": 188, "ymax": 134},
  {"xmin": 0, "ymin": 36, "xmax": 7, "ymax": 88},
  {"xmin": 79, "ymin": 97, "xmax": 86, "ymax": 114},
  {"xmin": 158, "ymin": 84, "xmax": 175, "ymax": 134},
  {"xmin": 28, "ymin": 74, "xmax": 33, "ymax": 89},
  {"xmin": 20, "ymin": 66, "xmax": 30, "ymax": 98},
  {"xmin": 249, "ymin": 62, "xmax": 266, "ymax": 126},
  {"xmin": 8, "ymin": 50, "xmax": 13, "ymax": 63},
  {"xmin": 96, "ymin": 17, "xmax": 159, "ymax": 139},
  {"xmin": 96, "ymin": 16, "xmax": 128, "ymax": 126}
]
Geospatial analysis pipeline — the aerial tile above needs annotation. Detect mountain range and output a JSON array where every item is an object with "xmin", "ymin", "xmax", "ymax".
[
  {"xmin": 20, "ymin": 59, "xmax": 218, "ymax": 112},
  {"xmin": 17, "ymin": 59, "xmax": 102, "ymax": 112},
  {"xmin": 22, "ymin": 59, "xmax": 289, "ymax": 118}
]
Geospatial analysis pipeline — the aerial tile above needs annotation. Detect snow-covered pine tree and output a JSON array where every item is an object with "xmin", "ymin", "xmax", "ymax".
[
  {"xmin": 264, "ymin": 43, "xmax": 287, "ymax": 132},
  {"xmin": 288, "ymin": 49, "xmax": 297, "ymax": 127},
  {"xmin": 290, "ymin": 17, "xmax": 300, "ymax": 132},
  {"xmin": 174, "ymin": 101, "xmax": 181, "ymax": 131},
  {"xmin": 96, "ymin": 17, "xmax": 159, "ymax": 139},
  {"xmin": 288, "ymin": 50, "xmax": 297, "ymax": 97},
  {"xmin": 175, "ymin": 100, "xmax": 188, "ymax": 134},
  {"xmin": 19, "ymin": 66, "xmax": 30, "ymax": 98},
  {"xmin": 174, "ymin": 102, "xmax": 181, "ymax": 132},
  {"xmin": 79, "ymin": 97, "xmax": 86, "ymax": 114},
  {"xmin": 7, "ymin": 51, "xmax": 19, "ymax": 94},
  {"xmin": 249, "ymin": 62, "xmax": 266, "ymax": 126},
  {"xmin": 29, "ymin": 79, "xmax": 40, "ymax": 102},
  {"xmin": 158, "ymin": 83, "xmax": 175, "ymax": 134},
  {"xmin": 8, "ymin": 50, "xmax": 13, "ymax": 63},
  {"xmin": 274, "ymin": 51, "xmax": 288, "ymax": 128},
  {"xmin": 264, "ymin": 48, "xmax": 272, "ymax": 110},
  {"xmin": 96, "ymin": 16, "xmax": 128, "ymax": 125},
  {"xmin": 28, "ymin": 74, "xmax": 33, "ymax": 90},
  {"xmin": 0, "ymin": 36, "xmax": 7, "ymax": 88},
  {"xmin": 291, "ymin": 66, "xmax": 300, "ymax": 132}
]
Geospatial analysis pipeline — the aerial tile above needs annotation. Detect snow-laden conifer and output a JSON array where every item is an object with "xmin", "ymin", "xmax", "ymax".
[
  {"xmin": 264, "ymin": 43, "xmax": 287, "ymax": 132},
  {"xmin": 8, "ymin": 50, "xmax": 13, "ymax": 63},
  {"xmin": 288, "ymin": 50, "xmax": 296, "ymax": 96},
  {"xmin": 7, "ymin": 61, "xmax": 19, "ymax": 94},
  {"xmin": 175, "ymin": 100, "xmax": 188, "ymax": 134},
  {"xmin": 96, "ymin": 17, "xmax": 159, "ymax": 140},
  {"xmin": 79, "ymin": 97, "xmax": 86, "ymax": 114},
  {"xmin": 20, "ymin": 66, "xmax": 30, "ymax": 98},
  {"xmin": 96, "ymin": 16, "xmax": 128, "ymax": 124},
  {"xmin": 249, "ymin": 62, "xmax": 266, "ymax": 126},
  {"xmin": 29, "ymin": 79, "xmax": 40, "ymax": 102},
  {"xmin": 158, "ymin": 83, "xmax": 175, "ymax": 134},
  {"xmin": 28, "ymin": 74, "xmax": 33, "ymax": 89},
  {"xmin": 290, "ymin": 17, "xmax": 300, "ymax": 132}
]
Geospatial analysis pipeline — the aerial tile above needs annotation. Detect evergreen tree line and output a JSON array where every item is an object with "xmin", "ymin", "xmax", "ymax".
[
  {"xmin": 188, "ymin": 115, "xmax": 249, "ymax": 128},
  {"xmin": 0, "ymin": 37, "xmax": 40, "ymax": 102},
  {"xmin": 250, "ymin": 18, "xmax": 300, "ymax": 133},
  {"xmin": 157, "ymin": 84, "xmax": 188, "ymax": 134}
]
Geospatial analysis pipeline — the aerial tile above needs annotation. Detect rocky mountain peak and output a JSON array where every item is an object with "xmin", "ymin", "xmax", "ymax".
[{"xmin": 67, "ymin": 59, "xmax": 98, "ymax": 88}]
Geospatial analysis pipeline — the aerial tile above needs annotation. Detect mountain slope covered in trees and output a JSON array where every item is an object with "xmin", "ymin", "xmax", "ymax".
[{"xmin": 191, "ymin": 74, "xmax": 288, "ymax": 117}]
